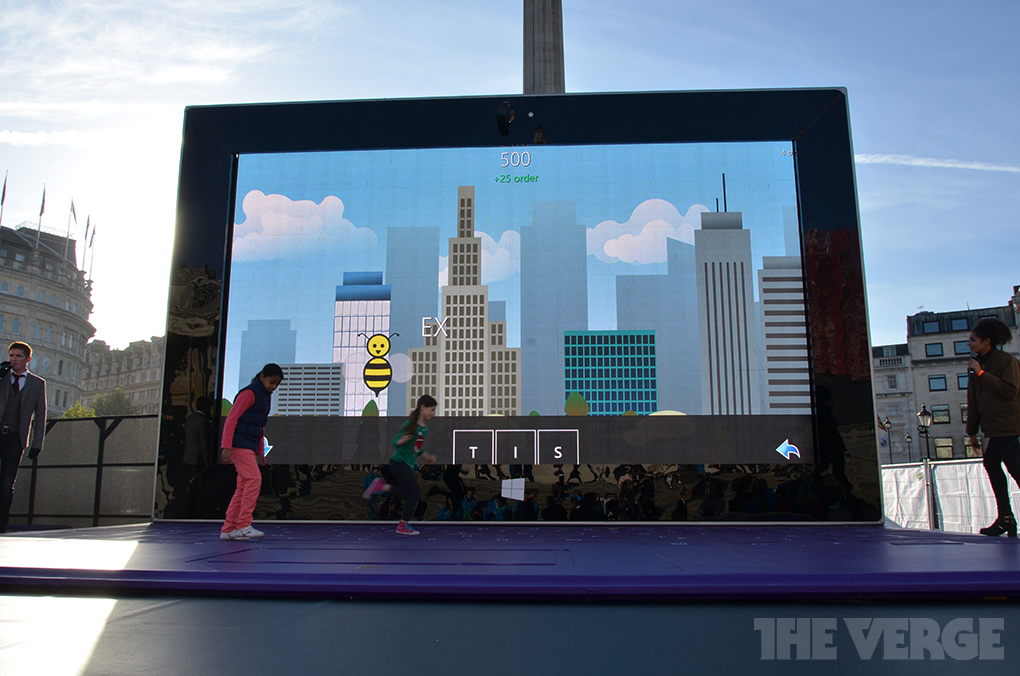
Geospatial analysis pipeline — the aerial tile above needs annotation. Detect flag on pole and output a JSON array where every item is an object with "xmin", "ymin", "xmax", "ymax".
[
  {"xmin": 89, "ymin": 221, "xmax": 96, "ymax": 248},
  {"xmin": 0, "ymin": 170, "xmax": 6, "ymax": 229},
  {"xmin": 83, "ymin": 216, "xmax": 91, "ymax": 247},
  {"xmin": 70, "ymin": 200, "xmax": 77, "ymax": 224},
  {"xmin": 35, "ymin": 184, "xmax": 45, "ymax": 248}
]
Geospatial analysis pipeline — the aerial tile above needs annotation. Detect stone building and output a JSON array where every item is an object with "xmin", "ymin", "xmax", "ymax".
[
  {"xmin": 0, "ymin": 223, "xmax": 95, "ymax": 417},
  {"xmin": 871, "ymin": 343, "xmax": 914, "ymax": 463},
  {"xmin": 873, "ymin": 284, "xmax": 1020, "ymax": 463},
  {"xmin": 83, "ymin": 336, "xmax": 165, "ymax": 415}
]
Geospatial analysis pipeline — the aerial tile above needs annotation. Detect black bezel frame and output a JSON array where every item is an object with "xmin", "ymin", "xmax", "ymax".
[{"xmin": 157, "ymin": 89, "xmax": 881, "ymax": 524}]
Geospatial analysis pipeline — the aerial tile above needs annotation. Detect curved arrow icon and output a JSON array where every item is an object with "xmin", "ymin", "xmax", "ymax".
[{"xmin": 775, "ymin": 439, "xmax": 800, "ymax": 460}]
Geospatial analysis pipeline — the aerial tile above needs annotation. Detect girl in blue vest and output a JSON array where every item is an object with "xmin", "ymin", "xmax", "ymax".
[
  {"xmin": 364, "ymin": 394, "xmax": 438, "ymax": 535},
  {"xmin": 219, "ymin": 363, "xmax": 284, "ymax": 541}
]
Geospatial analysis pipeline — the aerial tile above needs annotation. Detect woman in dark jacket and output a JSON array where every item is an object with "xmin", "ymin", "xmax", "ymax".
[{"xmin": 966, "ymin": 318, "xmax": 1020, "ymax": 537}]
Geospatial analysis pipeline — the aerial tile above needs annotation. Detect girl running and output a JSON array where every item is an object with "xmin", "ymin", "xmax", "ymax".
[{"xmin": 364, "ymin": 394, "xmax": 438, "ymax": 535}]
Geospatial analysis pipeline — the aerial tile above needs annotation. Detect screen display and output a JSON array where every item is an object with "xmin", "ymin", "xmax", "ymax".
[{"xmin": 223, "ymin": 141, "xmax": 814, "ymax": 467}]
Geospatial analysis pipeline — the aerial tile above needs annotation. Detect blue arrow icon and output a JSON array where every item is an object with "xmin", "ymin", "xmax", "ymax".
[
  {"xmin": 775, "ymin": 439, "xmax": 800, "ymax": 460},
  {"xmin": 263, "ymin": 437, "xmax": 273, "ymax": 458}
]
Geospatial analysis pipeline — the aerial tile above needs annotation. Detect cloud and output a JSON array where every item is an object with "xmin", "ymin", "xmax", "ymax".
[
  {"xmin": 232, "ymin": 190, "xmax": 377, "ymax": 262},
  {"xmin": 855, "ymin": 154, "xmax": 1020, "ymax": 174},
  {"xmin": 588, "ymin": 199, "xmax": 707, "ymax": 265},
  {"xmin": 479, "ymin": 229, "xmax": 520, "ymax": 283},
  {"xmin": 0, "ymin": 1, "xmax": 346, "ymax": 107},
  {"xmin": 438, "ymin": 228, "xmax": 520, "ymax": 287}
]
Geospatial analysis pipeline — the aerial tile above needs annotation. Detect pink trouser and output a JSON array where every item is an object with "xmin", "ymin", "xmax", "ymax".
[{"xmin": 221, "ymin": 448, "xmax": 261, "ymax": 532}]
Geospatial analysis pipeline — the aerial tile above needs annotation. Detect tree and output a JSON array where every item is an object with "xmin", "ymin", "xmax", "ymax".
[
  {"xmin": 62, "ymin": 401, "xmax": 96, "ymax": 418},
  {"xmin": 92, "ymin": 388, "xmax": 137, "ymax": 416},
  {"xmin": 564, "ymin": 392, "xmax": 590, "ymax": 416}
]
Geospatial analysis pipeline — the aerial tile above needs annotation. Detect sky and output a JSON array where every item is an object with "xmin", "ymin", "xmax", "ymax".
[{"xmin": 1, "ymin": 0, "xmax": 1017, "ymax": 350}]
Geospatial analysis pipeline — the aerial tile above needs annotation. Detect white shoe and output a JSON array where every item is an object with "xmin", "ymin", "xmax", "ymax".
[
  {"xmin": 220, "ymin": 529, "xmax": 249, "ymax": 541},
  {"xmin": 237, "ymin": 525, "xmax": 264, "ymax": 538}
]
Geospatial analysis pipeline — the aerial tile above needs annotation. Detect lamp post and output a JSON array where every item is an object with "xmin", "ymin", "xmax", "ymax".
[
  {"xmin": 916, "ymin": 403, "xmax": 938, "ymax": 530},
  {"xmin": 916, "ymin": 404, "xmax": 933, "ymax": 460},
  {"xmin": 905, "ymin": 433, "xmax": 913, "ymax": 464},
  {"xmin": 879, "ymin": 417, "xmax": 893, "ymax": 463}
]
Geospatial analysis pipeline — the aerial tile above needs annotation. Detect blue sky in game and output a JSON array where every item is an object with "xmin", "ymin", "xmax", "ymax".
[{"xmin": 221, "ymin": 141, "xmax": 796, "ymax": 390}]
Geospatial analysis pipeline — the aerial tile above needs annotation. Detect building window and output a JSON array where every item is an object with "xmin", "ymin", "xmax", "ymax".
[
  {"xmin": 957, "ymin": 373, "xmax": 969, "ymax": 389},
  {"xmin": 0, "ymin": 282, "xmax": 7, "ymax": 293},
  {"xmin": 954, "ymin": 341, "xmax": 970, "ymax": 355},
  {"xmin": 886, "ymin": 375, "xmax": 898, "ymax": 390},
  {"xmin": 931, "ymin": 404, "xmax": 950, "ymax": 424},
  {"xmin": 961, "ymin": 404, "xmax": 968, "ymax": 423},
  {"xmin": 951, "ymin": 318, "xmax": 969, "ymax": 331},
  {"xmin": 928, "ymin": 375, "xmax": 947, "ymax": 391},
  {"xmin": 34, "ymin": 324, "xmax": 41, "ymax": 340},
  {"xmin": 882, "ymin": 346, "xmax": 897, "ymax": 358},
  {"xmin": 37, "ymin": 291, "xmax": 45, "ymax": 302},
  {"xmin": 923, "ymin": 321, "xmax": 939, "ymax": 333},
  {"xmin": 11, "ymin": 318, "xmax": 20, "ymax": 335},
  {"xmin": 15, "ymin": 285, "xmax": 24, "ymax": 297},
  {"xmin": 934, "ymin": 438, "xmax": 954, "ymax": 459},
  {"xmin": 46, "ymin": 326, "xmax": 53, "ymax": 342},
  {"xmin": 925, "ymin": 343, "xmax": 944, "ymax": 357},
  {"xmin": 49, "ymin": 295, "xmax": 57, "ymax": 306},
  {"xmin": 0, "ymin": 316, "xmax": 4, "ymax": 332}
]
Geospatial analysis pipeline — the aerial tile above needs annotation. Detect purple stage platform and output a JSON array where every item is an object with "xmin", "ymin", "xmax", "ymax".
[{"xmin": 2, "ymin": 522, "xmax": 1019, "ymax": 601}]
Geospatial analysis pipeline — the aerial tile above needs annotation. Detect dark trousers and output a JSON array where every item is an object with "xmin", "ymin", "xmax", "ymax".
[
  {"xmin": 0, "ymin": 432, "xmax": 25, "ymax": 532},
  {"xmin": 388, "ymin": 459, "xmax": 421, "ymax": 522},
  {"xmin": 983, "ymin": 436, "xmax": 1020, "ymax": 519}
]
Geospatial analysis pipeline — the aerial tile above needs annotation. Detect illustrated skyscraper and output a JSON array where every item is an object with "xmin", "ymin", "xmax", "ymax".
[
  {"xmin": 274, "ymin": 363, "xmax": 345, "ymax": 416},
  {"xmin": 616, "ymin": 237, "xmax": 701, "ymax": 413},
  {"xmin": 758, "ymin": 256, "xmax": 810, "ymax": 414},
  {"xmin": 238, "ymin": 319, "xmax": 296, "ymax": 414},
  {"xmin": 408, "ymin": 187, "xmax": 520, "ymax": 416},
  {"xmin": 520, "ymin": 200, "xmax": 587, "ymax": 415},
  {"xmin": 386, "ymin": 226, "xmax": 440, "ymax": 415},
  {"xmin": 333, "ymin": 272, "xmax": 391, "ymax": 416},
  {"xmin": 564, "ymin": 331, "xmax": 657, "ymax": 415},
  {"xmin": 695, "ymin": 211, "xmax": 762, "ymax": 415}
]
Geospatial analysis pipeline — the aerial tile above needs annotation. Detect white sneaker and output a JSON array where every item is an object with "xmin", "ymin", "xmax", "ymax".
[
  {"xmin": 238, "ymin": 525, "xmax": 264, "ymax": 538},
  {"xmin": 220, "ymin": 529, "xmax": 249, "ymax": 541}
]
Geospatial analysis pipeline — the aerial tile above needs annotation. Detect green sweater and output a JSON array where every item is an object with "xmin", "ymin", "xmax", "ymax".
[
  {"xmin": 391, "ymin": 422, "xmax": 429, "ymax": 466},
  {"xmin": 966, "ymin": 348, "xmax": 1020, "ymax": 437}
]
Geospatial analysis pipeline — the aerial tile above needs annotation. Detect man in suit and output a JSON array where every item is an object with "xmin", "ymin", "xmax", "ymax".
[{"xmin": 0, "ymin": 341, "xmax": 47, "ymax": 533}]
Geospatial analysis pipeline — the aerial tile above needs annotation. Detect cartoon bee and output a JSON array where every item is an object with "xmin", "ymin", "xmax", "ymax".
[{"xmin": 360, "ymin": 332, "xmax": 399, "ymax": 396}]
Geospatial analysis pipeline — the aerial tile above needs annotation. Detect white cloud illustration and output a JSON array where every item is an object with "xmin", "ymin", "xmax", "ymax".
[
  {"xmin": 438, "ymin": 229, "xmax": 520, "ymax": 287},
  {"xmin": 479, "ymin": 229, "xmax": 520, "ymax": 283},
  {"xmin": 232, "ymin": 190, "xmax": 377, "ymax": 261},
  {"xmin": 588, "ymin": 199, "xmax": 708, "ymax": 264}
]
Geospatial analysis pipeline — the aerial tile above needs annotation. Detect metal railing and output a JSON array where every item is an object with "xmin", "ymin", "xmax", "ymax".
[{"xmin": 10, "ymin": 415, "xmax": 157, "ymax": 529}]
